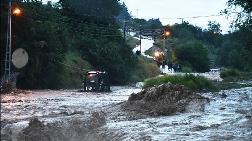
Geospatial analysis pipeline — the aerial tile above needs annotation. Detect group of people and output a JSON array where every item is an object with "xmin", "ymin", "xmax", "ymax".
[
  {"xmin": 153, "ymin": 51, "xmax": 182, "ymax": 73},
  {"xmin": 167, "ymin": 63, "xmax": 182, "ymax": 72}
]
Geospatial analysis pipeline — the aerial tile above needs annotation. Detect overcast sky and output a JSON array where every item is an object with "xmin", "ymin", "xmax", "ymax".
[{"xmin": 121, "ymin": 0, "xmax": 234, "ymax": 33}]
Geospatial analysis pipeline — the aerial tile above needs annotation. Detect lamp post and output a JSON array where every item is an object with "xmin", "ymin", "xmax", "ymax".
[
  {"xmin": 163, "ymin": 30, "xmax": 170, "ymax": 49},
  {"xmin": 3, "ymin": 0, "xmax": 21, "ymax": 86},
  {"xmin": 162, "ymin": 30, "xmax": 171, "ymax": 68}
]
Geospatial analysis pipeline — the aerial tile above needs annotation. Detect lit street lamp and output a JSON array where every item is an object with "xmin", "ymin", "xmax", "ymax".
[
  {"xmin": 163, "ymin": 30, "xmax": 171, "ymax": 48},
  {"xmin": 13, "ymin": 7, "xmax": 22, "ymax": 16},
  {"xmin": 3, "ymin": 0, "xmax": 22, "ymax": 88},
  {"xmin": 160, "ymin": 28, "xmax": 171, "ymax": 69},
  {"xmin": 165, "ymin": 31, "xmax": 171, "ymax": 37}
]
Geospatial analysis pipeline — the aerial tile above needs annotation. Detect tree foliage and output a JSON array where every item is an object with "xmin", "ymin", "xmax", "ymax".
[
  {"xmin": 117, "ymin": 2, "xmax": 131, "ymax": 21},
  {"xmin": 59, "ymin": 0, "xmax": 120, "ymax": 24},
  {"xmin": 176, "ymin": 41, "xmax": 210, "ymax": 72},
  {"xmin": 171, "ymin": 22, "xmax": 223, "ymax": 47},
  {"xmin": 12, "ymin": 2, "xmax": 67, "ymax": 89},
  {"xmin": 217, "ymin": 0, "xmax": 252, "ymax": 71},
  {"xmin": 0, "ymin": 0, "xmax": 139, "ymax": 89},
  {"xmin": 207, "ymin": 21, "xmax": 222, "ymax": 34},
  {"xmin": 130, "ymin": 18, "xmax": 163, "ymax": 30},
  {"xmin": 227, "ymin": 0, "xmax": 252, "ymax": 13}
]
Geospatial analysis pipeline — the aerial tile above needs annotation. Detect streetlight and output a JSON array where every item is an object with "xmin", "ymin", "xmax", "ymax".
[
  {"xmin": 161, "ymin": 28, "xmax": 171, "ymax": 69},
  {"xmin": 3, "ymin": 0, "xmax": 22, "ymax": 89},
  {"xmin": 13, "ymin": 7, "xmax": 22, "ymax": 16},
  {"xmin": 165, "ymin": 31, "xmax": 171, "ymax": 37},
  {"xmin": 163, "ymin": 30, "xmax": 171, "ymax": 48}
]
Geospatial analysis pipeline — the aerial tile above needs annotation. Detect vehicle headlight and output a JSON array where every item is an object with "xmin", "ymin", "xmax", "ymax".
[{"xmin": 154, "ymin": 52, "xmax": 160, "ymax": 57}]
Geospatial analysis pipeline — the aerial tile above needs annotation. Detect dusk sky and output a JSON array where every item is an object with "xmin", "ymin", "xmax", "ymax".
[
  {"xmin": 44, "ymin": 0, "xmax": 236, "ymax": 33},
  {"xmin": 121, "ymin": 0, "xmax": 234, "ymax": 33}
]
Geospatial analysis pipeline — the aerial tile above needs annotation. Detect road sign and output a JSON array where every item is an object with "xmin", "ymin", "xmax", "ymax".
[{"xmin": 11, "ymin": 48, "xmax": 28, "ymax": 69}]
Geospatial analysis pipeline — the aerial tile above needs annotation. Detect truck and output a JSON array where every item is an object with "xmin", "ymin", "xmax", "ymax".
[
  {"xmin": 153, "ymin": 51, "xmax": 165, "ymax": 68},
  {"xmin": 82, "ymin": 71, "xmax": 110, "ymax": 92}
]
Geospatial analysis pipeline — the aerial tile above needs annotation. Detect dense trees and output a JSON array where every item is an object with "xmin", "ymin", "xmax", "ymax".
[
  {"xmin": 1, "ymin": 0, "xmax": 251, "ymax": 89},
  {"xmin": 1, "ymin": 1, "xmax": 68, "ymax": 89},
  {"xmin": 176, "ymin": 42, "xmax": 210, "ymax": 72},
  {"xmin": 0, "ymin": 0, "xmax": 140, "ymax": 89},
  {"xmin": 117, "ymin": 2, "xmax": 131, "ymax": 21},
  {"xmin": 217, "ymin": 0, "xmax": 252, "ymax": 71},
  {"xmin": 129, "ymin": 18, "xmax": 163, "ymax": 30},
  {"xmin": 157, "ymin": 22, "xmax": 220, "ymax": 72},
  {"xmin": 58, "ymin": 0, "xmax": 137, "ymax": 84},
  {"xmin": 227, "ymin": 0, "xmax": 252, "ymax": 13}
]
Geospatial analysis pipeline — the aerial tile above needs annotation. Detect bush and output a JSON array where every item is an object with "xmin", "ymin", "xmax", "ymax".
[
  {"xmin": 220, "ymin": 69, "xmax": 240, "ymax": 78},
  {"xmin": 144, "ymin": 74, "xmax": 215, "ymax": 91},
  {"xmin": 220, "ymin": 69, "xmax": 252, "ymax": 82}
]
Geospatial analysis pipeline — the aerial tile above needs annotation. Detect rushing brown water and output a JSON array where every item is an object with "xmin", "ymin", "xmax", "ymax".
[{"xmin": 1, "ymin": 86, "xmax": 252, "ymax": 141}]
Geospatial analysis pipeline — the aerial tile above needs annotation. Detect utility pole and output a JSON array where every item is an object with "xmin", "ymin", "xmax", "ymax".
[
  {"xmin": 162, "ymin": 29, "xmax": 166, "ymax": 69},
  {"xmin": 162, "ymin": 28, "xmax": 171, "ymax": 69},
  {"xmin": 139, "ymin": 29, "xmax": 142, "ymax": 53},
  {"xmin": 4, "ymin": 0, "xmax": 12, "ymax": 83},
  {"xmin": 136, "ymin": 9, "xmax": 139, "ymax": 18},
  {"xmin": 180, "ymin": 18, "xmax": 184, "ymax": 24},
  {"xmin": 2, "ymin": 0, "xmax": 21, "ymax": 90},
  {"xmin": 163, "ymin": 29, "xmax": 166, "ymax": 49},
  {"xmin": 163, "ymin": 28, "xmax": 171, "ymax": 49}
]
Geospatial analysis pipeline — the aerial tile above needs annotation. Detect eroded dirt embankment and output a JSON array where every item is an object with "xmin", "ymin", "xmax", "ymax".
[{"xmin": 122, "ymin": 83, "xmax": 209, "ymax": 116}]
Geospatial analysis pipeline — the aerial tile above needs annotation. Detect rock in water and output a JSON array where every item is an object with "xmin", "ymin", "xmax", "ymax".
[{"xmin": 124, "ymin": 83, "xmax": 209, "ymax": 116}]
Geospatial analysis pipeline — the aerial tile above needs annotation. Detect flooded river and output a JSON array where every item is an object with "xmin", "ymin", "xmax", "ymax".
[
  {"xmin": 106, "ymin": 87, "xmax": 252, "ymax": 141},
  {"xmin": 1, "ymin": 86, "xmax": 252, "ymax": 141}
]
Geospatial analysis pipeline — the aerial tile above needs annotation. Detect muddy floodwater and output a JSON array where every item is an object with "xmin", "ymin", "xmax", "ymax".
[{"xmin": 1, "ymin": 86, "xmax": 252, "ymax": 141}]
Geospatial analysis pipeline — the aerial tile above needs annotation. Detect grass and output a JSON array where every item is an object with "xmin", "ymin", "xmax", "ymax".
[
  {"xmin": 143, "ymin": 69, "xmax": 252, "ymax": 92},
  {"xmin": 144, "ymin": 74, "xmax": 215, "ymax": 92}
]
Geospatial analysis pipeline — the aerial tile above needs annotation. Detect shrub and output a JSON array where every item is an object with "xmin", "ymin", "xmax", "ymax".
[{"xmin": 220, "ymin": 69, "xmax": 240, "ymax": 78}]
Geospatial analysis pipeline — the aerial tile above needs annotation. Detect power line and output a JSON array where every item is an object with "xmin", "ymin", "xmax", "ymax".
[
  {"xmin": 158, "ymin": 14, "xmax": 225, "ymax": 20},
  {"xmin": 132, "ymin": 11, "xmax": 243, "ymax": 20},
  {"xmin": 12, "ymin": 7, "xmax": 234, "ymax": 30},
  {"xmin": 52, "ymin": 59, "xmax": 87, "ymax": 72},
  {"xmin": 11, "ymin": 6, "xmax": 238, "ymax": 38}
]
